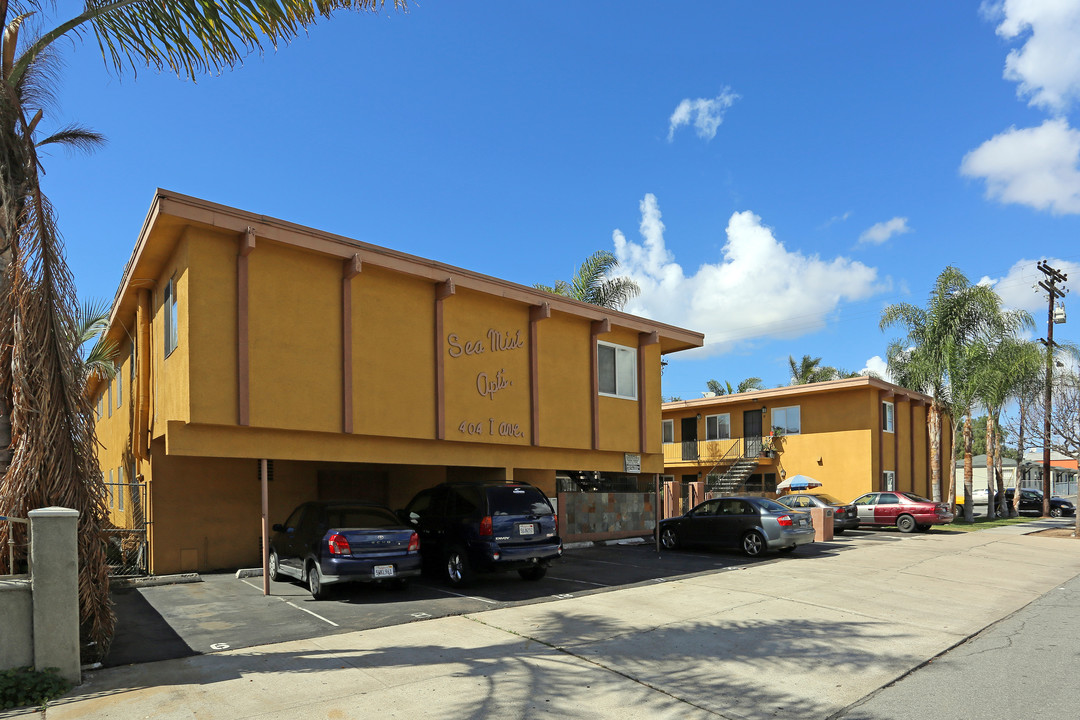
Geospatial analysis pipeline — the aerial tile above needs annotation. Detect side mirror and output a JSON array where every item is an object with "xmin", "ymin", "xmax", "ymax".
[{"xmin": 271, "ymin": 523, "xmax": 284, "ymax": 533}]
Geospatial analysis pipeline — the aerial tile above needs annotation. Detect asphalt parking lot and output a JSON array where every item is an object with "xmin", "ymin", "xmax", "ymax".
[{"xmin": 105, "ymin": 531, "xmax": 906, "ymax": 668}]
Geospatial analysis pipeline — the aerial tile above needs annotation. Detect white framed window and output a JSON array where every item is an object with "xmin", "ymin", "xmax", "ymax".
[
  {"xmin": 705, "ymin": 413, "xmax": 731, "ymax": 441},
  {"xmin": 662, "ymin": 419, "xmax": 674, "ymax": 444},
  {"xmin": 108, "ymin": 469, "xmax": 114, "ymax": 508},
  {"xmin": 107, "ymin": 382, "xmax": 112, "ymax": 418},
  {"xmin": 116, "ymin": 369, "xmax": 122, "ymax": 409},
  {"xmin": 661, "ymin": 474, "xmax": 675, "ymax": 483},
  {"xmin": 883, "ymin": 470, "xmax": 896, "ymax": 491},
  {"xmin": 118, "ymin": 467, "xmax": 124, "ymax": 511},
  {"xmin": 597, "ymin": 341, "xmax": 637, "ymax": 400},
  {"xmin": 164, "ymin": 275, "xmax": 178, "ymax": 357},
  {"xmin": 882, "ymin": 401, "xmax": 894, "ymax": 433},
  {"xmin": 771, "ymin": 406, "xmax": 801, "ymax": 435},
  {"xmin": 97, "ymin": 395, "xmax": 102, "ymax": 420}
]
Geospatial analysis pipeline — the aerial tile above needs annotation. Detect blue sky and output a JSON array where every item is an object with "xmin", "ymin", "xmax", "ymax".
[{"xmin": 39, "ymin": 1, "xmax": 1080, "ymax": 400}]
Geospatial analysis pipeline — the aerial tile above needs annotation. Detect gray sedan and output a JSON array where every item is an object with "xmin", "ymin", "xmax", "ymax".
[
  {"xmin": 658, "ymin": 496, "xmax": 816, "ymax": 557},
  {"xmin": 777, "ymin": 493, "xmax": 860, "ymax": 533}
]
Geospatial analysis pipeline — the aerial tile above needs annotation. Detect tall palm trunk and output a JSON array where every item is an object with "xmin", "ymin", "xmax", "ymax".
[
  {"xmin": 928, "ymin": 404, "xmax": 942, "ymax": 502},
  {"xmin": 963, "ymin": 411, "xmax": 974, "ymax": 522},
  {"xmin": 985, "ymin": 412, "xmax": 997, "ymax": 520}
]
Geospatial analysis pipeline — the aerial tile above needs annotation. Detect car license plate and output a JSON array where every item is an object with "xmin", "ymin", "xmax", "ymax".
[
  {"xmin": 519, "ymin": 523, "xmax": 536, "ymax": 536},
  {"xmin": 373, "ymin": 565, "xmax": 395, "ymax": 578}
]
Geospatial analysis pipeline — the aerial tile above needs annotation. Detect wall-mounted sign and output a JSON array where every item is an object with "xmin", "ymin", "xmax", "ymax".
[{"xmin": 624, "ymin": 453, "xmax": 641, "ymax": 474}]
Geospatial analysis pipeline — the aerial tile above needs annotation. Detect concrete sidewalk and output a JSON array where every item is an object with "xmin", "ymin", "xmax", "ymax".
[{"xmin": 14, "ymin": 520, "xmax": 1080, "ymax": 720}]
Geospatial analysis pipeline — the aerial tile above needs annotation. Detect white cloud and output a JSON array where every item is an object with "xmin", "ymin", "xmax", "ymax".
[
  {"xmin": 613, "ymin": 194, "xmax": 884, "ymax": 355},
  {"xmin": 861, "ymin": 355, "xmax": 894, "ymax": 382},
  {"xmin": 960, "ymin": 118, "xmax": 1080, "ymax": 214},
  {"xmin": 978, "ymin": 257, "xmax": 1080, "ymax": 315},
  {"xmin": 667, "ymin": 89, "xmax": 739, "ymax": 142},
  {"xmin": 858, "ymin": 217, "xmax": 911, "ymax": 245},
  {"xmin": 988, "ymin": 0, "xmax": 1080, "ymax": 113}
]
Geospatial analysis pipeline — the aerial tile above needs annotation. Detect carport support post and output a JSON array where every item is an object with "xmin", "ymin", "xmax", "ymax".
[
  {"xmin": 261, "ymin": 458, "xmax": 270, "ymax": 595},
  {"xmin": 654, "ymin": 473, "xmax": 661, "ymax": 554}
]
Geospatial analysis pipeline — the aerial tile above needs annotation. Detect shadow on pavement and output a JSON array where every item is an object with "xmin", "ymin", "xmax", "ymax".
[{"xmin": 106, "ymin": 587, "xmax": 195, "ymax": 668}]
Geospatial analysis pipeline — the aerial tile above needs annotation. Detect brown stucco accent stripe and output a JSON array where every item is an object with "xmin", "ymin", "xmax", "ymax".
[
  {"xmin": 237, "ymin": 228, "xmax": 256, "ymax": 427},
  {"xmin": 435, "ymin": 279, "xmax": 456, "ymax": 440},
  {"xmin": 638, "ymin": 331, "xmax": 659, "ymax": 452},
  {"xmin": 590, "ymin": 319, "xmax": 611, "ymax": 450},
  {"xmin": 135, "ymin": 289, "xmax": 152, "ymax": 460},
  {"xmin": 529, "ymin": 303, "xmax": 551, "ymax": 446},
  {"xmin": 342, "ymin": 255, "xmax": 362, "ymax": 434},
  {"xmin": 260, "ymin": 458, "xmax": 270, "ymax": 595}
]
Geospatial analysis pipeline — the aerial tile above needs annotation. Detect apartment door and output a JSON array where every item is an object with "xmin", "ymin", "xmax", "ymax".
[
  {"xmin": 743, "ymin": 410, "xmax": 763, "ymax": 457},
  {"xmin": 681, "ymin": 417, "xmax": 698, "ymax": 460}
]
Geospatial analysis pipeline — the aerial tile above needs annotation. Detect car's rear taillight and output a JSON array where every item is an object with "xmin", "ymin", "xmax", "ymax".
[
  {"xmin": 408, "ymin": 532, "xmax": 420, "ymax": 552},
  {"xmin": 777, "ymin": 514, "xmax": 793, "ymax": 527},
  {"xmin": 554, "ymin": 514, "xmax": 558, "ymax": 532},
  {"xmin": 479, "ymin": 516, "xmax": 493, "ymax": 537},
  {"xmin": 327, "ymin": 533, "xmax": 350, "ymax": 556},
  {"xmin": 834, "ymin": 508, "xmax": 845, "ymax": 517}
]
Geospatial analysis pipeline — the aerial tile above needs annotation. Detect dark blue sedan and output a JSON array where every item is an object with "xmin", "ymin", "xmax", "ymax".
[{"xmin": 269, "ymin": 501, "xmax": 421, "ymax": 599}]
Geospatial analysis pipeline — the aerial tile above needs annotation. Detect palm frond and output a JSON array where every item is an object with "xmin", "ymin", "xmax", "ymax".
[
  {"xmin": 36, "ymin": 123, "xmax": 107, "ymax": 152},
  {"xmin": 11, "ymin": 1, "xmax": 407, "ymax": 87}
]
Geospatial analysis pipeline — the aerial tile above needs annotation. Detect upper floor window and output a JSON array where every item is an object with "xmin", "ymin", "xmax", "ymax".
[
  {"xmin": 882, "ymin": 471, "xmax": 896, "ymax": 492},
  {"xmin": 164, "ymin": 275, "xmax": 178, "ymax": 357},
  {"xmin": 882, "ymin": 401, "xmax": 895, "ymax": 433},
  {"xmin": 597, "ymin": 341, "xmax": 637, "ymax": 400},
  {"xmin": 705, "ymin": 413, "xmax": 731, "ymax": 441},
  {"xmin": 116, "ymin": 368, "xmax": 122, "ymax": 409},
  {"xmin": 662, "ymin": 419, "xmax": 674, "ymax": 444},
  {"xmin": 107, "ymin": 382, "xmax": 112, "ymax": 418},
  {"xmin": 771, "ymin": 405, "xmax": 801, "ymax": 435}
]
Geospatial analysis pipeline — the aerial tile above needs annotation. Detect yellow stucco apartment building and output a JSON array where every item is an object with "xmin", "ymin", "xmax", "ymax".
[
  {"xmin": 661, "ymin": 377, "xmax": 953, "ymax": 508},
  {"xmin": 91, "ymin": 190, "xmax": 703, "ymax": 575}
]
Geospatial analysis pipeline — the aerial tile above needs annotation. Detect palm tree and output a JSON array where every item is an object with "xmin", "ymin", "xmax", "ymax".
[
  {"xmin": 0, "ymin": 0, "xmax": 404, "ymax": 659},
  {"xmin": 535, "ymin": 250, "xmax": 641, "ymax": 310},
  {"xmin": 77, "ymin": 299, "xmax": 119, "ymax": 386},
  {"xmin": 880, "ymin": 266, "xmax": 1006, "ymax": 503},
  {"xmin": 705, "ymin": 377, "xmax": 764, "ymax": 396},
  {"xmin": 787, "ymin": 355, "xmax": 841, "ymax": 384}
]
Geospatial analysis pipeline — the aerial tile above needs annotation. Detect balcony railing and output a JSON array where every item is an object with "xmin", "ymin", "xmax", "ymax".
[{"xmin": 663, "ymin": 438, "xmax": 743, "ymax": 464}]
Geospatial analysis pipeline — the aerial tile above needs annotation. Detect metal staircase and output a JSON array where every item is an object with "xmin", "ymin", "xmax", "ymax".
[{"xmin": 707, "ymin": 458, "xmax": 759, "ymax": 494}]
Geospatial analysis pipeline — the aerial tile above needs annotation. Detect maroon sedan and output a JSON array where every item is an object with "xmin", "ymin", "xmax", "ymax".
[{"xmin": 850, "ymin": 491, "xmax": 954, "ymax": 533}]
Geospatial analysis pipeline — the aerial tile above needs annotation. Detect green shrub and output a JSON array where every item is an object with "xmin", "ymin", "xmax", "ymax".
[{"xmin": 0, "ymin": 667, "xmax": 71, "ymax": 710}]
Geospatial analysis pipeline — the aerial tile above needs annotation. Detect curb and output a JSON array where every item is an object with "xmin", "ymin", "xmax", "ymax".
[
  {"xmin": 563, "ymin": 536, "xmax": 651, "ymax": 550},
  {"xmin": 112, "ymin": 573, "xmax": 201, "ymax": 589},
  {"xmin": 236, "ymin": 568, "xmax": 264, "ymax": 579}
]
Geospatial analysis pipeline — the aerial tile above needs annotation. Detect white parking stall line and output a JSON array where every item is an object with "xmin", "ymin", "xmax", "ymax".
[
  {"xmin": 240, "ymin": 579, "xmax": 340, "ymax": 627},
  {"xmin": 424, "ymin": 586, "xmax": 499, "ymax": 604},
  {"xmin": 284, "ymin": 601, "xmax": 340, "ymax": 627},
  {"xmin": 546, "ymin": 576, "xmax": 609, "ymax": 587}
]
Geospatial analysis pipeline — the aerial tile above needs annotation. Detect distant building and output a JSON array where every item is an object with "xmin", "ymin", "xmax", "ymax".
[{"xmin": 661, "ymin": 377, "xmax": 951, "ymax": 511}]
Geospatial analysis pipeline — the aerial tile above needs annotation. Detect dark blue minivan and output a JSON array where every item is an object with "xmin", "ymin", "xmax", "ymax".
[
  {"xmin": 269, "ymin": 501, "xmax": 422, "ymax": 599},
  {"xmin": 402, "ymin": 481, "xmax": 562, "ymax": 586}
]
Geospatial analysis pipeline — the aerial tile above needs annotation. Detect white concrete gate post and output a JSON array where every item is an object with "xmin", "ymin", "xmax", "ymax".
[{"xmin": 29, "ymin": 507, "xmax": 81, "ymax": 684}]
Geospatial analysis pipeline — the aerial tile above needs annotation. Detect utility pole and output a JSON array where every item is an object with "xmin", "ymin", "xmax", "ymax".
[{"xmin": 1037, "ymin": 261, "xmax": 1068, "ymax": 517}]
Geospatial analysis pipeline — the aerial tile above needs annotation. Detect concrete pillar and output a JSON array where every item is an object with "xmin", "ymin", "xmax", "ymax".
[{"xmin": 29, "ymin": 507, "xmax": 81, "ymax": 685}]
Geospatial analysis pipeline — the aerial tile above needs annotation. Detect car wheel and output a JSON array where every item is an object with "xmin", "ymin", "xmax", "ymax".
[
  {"xmin": 896, "ymin": 514, "xmax": 917, "ymax": 533},
  {"xmin": 445, "ymin": 547, "xmax": 474, "ymax": 587},
  {"xmin": 307, "ymin": 562, "xmax": 329, "ymax": 600},
  {"xmin": 660, "ymin": 527, "xmax": 680, "ymax": 550},
  {"xmin": 518, "ymin": 566, "xmax": 547, "ymax": 581},
  {"xmin": 741, "ymin": 531, "xmax": 766, "ymax": 558},
  {"xmin": 268, "ymin": 550, "xmax": 281, "ymax": 582},
  {"xmin": 1050, "ymin": 507, "xmax": 1063, "ymax": 518}
]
